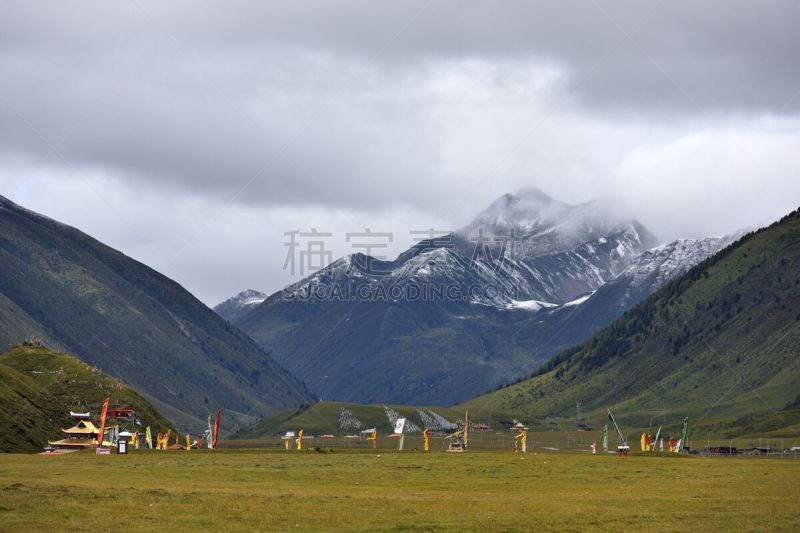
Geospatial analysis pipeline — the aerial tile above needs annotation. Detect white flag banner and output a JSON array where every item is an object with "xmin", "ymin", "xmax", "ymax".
[{"xmin": 394, "ymin": 418, "xmax": 406, "ymax": 435}]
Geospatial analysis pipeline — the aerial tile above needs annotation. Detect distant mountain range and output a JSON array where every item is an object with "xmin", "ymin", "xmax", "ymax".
[
  {"xmin": 227, "ymin": 188, "xmax": 734, "ymax": 405},
  {"xmin": 0, "ymin": 195, "xmax": 313, "ymax": 430},
  {"xmin": 235, "ymin": 207, "xmax": 799, "ymax": 440},
  {"xmin": 466, "ymin": 207, "xmax": 800, "ymax": 435}
]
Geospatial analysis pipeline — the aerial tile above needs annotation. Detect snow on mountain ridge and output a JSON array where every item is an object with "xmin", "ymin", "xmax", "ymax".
[
  {"xmin": 506, "ymin": 299, "xmax": 559, "ymax": 311},
  {"xmin": 460, "ymin": 189, "xmax": 656, "ymax": 262},
  {"xmin": 616, "ymin": 236, "xmax": 732, "ymax": 287},
  {"xmin": 229, "ymin": 190, "xmax": 689, "ymax": 320},
  {"xmin": 213, "ymin": 289, "xmax": 268, "ymax": 322}
]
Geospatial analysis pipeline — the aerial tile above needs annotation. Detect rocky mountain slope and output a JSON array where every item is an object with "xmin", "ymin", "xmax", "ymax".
[{"xmin": 0, "ymin": 195, "xmax": 313, "ymax": 430}]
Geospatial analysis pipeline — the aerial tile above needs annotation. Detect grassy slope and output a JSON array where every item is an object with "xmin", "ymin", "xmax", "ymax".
[
  {"xmin": 1, "ymin": 451, "xmax": 799, "ymax": 531},
  {"xmin": 235, "ymin": 401, "xmax": 466, "ymax": 438},
  {"xmin": 0, "ymin": 345, "xmax": 172, "ymax": 452},
  {"xmin": 464, "ymin": 208, "xmax": 800, "ymax": 436},
  {"xmin": 0, "ymin": 196, "xmax": 312, "ymax": 429}
]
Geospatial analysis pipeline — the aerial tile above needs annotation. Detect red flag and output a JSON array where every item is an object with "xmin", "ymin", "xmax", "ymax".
[
  {"xmin": 96, "ymin": 398, "xmax": 109, "ymax": 445},
  {"xmin": 212, "ymin": 409, "xmax": 221, "ymax": 449}
]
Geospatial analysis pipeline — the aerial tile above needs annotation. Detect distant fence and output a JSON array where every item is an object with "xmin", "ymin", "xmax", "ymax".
[{"xmin": 227, "ymin": 430, "xmax": 800, "ymax": 458}]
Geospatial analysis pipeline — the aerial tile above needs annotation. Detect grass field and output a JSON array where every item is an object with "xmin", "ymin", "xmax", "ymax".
[{"xmin": 2, "ymin": 449, "xmax": 799, "ymax": 531}]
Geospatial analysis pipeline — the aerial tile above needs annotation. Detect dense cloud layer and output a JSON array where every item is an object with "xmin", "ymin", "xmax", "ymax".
[{"xmin": 1, "ymin": 1, "xmax": 799, "ymax": 303}]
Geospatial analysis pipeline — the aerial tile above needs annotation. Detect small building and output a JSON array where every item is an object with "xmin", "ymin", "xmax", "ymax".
[
  {"xmin": 48, "ymin": 420, "xmax": 101, "ymax": 450},
  {"xmin": 510, "ymin": 421, "xmax": 529, "ymax": 431},
  {"xmin": 707, "ymin": 446, "xmax": 737, "ymax": 455},
  {"xmin": 109, "ymin": 407, "xmax": 134, "ymax": 419}
]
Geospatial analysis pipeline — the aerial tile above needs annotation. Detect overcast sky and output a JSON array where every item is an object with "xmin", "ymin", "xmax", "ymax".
[{"xmin": 2, "ymin": 1, "xmax": 799, "ymax": 305}]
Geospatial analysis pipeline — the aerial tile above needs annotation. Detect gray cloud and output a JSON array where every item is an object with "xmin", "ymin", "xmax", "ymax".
[
  {"xmin": 1, "ymin": 1, "xmax": 799, "ymax": 303},
  {"xmin": 5, "ymin": 1, "xmax": 797, "ymax": 108}
]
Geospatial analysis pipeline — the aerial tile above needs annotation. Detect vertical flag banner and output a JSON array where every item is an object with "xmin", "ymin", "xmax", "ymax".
[
  {"xmin": 145, "ymin": 426, "xmax": 152, "ymax": 449},
  {"xmin": 207, "ymin": 415, "xmax": 213, "ymax": 449},
  {"xmin": 186, "ymin": 434, "xmax": 190, "ymax": 450},
  {"xmin": 680, "ymin": 417, "xmax": 689, "ymax": 453},
  {"xmin": 395, "ymin": 417, "xmax": 406, "ymax": 451},
  {"xmin": 96, "ymin": 397, "xmax": 109, "ymax": 445},
  {"xmin": 603, "ymin": 425, "xmax": 608, "ymax": 452},
  {"xmin": 212, "ymin": 409, "xmax": 222, "ymax": 449},
  {"xmin": 424, "ymin": 428, "xmax": 429, "ymax": 452},
  {"xmin": 297, "ymin": 429, "xmax": 304, "ymax": 451},
  {"xmin": 464, "ymin": 411, "xmax": 469, "ymax": 448},
  {"xmin": 652, "ymin": 425, "xmax": 662, "ymax": 453},
  {"xmin": 513, "ymin": 429, "xmax": 527, "ymax": 453}
]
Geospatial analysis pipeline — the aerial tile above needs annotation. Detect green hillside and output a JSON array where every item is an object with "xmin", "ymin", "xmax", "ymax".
[
  {"xmin": 0, "ymin": 345, "xmax": 172, "ymax": 453},
  {"xmin": 234, "ymin": 401, "xmax": 466, "ymax": 439},
  {"xmin": 0, "ymin": 195, "xmax": 312, "ymax": 430},
  {"xmin": 464, "ymin": 208, "xmax": 800, "ymax": 437}
]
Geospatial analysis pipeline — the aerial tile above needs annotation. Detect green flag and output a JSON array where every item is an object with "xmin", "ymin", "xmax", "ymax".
[{"xmin": 602, "ymin": 424, "xmax": 608, "ymax": 452}]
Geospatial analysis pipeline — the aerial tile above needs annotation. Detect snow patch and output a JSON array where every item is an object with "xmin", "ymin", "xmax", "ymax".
[
  {"xmin": 563, "ymin": 292, "xmax": 595, "ymax": 306},
  {"xmin": 506, "ymin": 299, "xmax": 558, "ymax": 311}
]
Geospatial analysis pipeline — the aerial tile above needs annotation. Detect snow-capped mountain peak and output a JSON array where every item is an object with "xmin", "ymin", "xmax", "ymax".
[
  {"xmin": 224, "ymin": 189, "xmax": 746, "ymax": 407},
  {"xmin": 458, "ymin": 189, "xmax": 658, "ymax": 261},
  {"xmin": 213, "ymin": 289, "xmax": 267, "ymax": 322}
]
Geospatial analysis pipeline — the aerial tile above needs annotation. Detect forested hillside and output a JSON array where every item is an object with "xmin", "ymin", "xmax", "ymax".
[{"xmin": 466, "ymin": 208, "xmax": 800, "ymax": 436}]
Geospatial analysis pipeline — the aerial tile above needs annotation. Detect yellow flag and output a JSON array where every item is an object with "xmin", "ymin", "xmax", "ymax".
[{"xmin": 640, "ymin": 432, "xmax": 646, "ymax": 452}]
